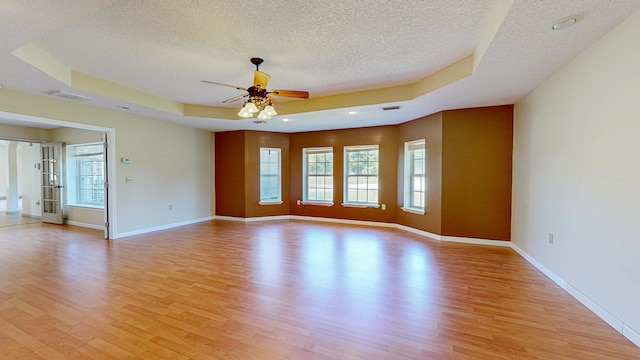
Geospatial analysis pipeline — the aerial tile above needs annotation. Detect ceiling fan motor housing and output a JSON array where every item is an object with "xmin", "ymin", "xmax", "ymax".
[{"xmin": 248, "ymin": 86, "xmax": 268, "ymax": 105}]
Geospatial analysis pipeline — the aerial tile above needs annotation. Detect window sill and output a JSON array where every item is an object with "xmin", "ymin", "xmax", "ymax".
[
  {"xmin": 258, "ymin": 201, "xmax": 283, "ymax": 205},
  {"xmin": 341, "ymin": 203, "xmax": 380, "ymax": 209},
  {"xmin": 66, "ymin": 204, "xmax": 104, "ymax": 210},
  {"xmin": 301, "ymin": 201, "xmax": 334, "ymax": 207},
  {"xmin": 401, "ymin": 207, "xmax": 425, "ymax": 215}
]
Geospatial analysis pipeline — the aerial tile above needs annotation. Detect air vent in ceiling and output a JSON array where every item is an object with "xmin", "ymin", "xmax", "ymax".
[
  {"xmin": 382, "ymin": 105, "xmax": 400, "ymax": 111},
  {"xmin": 46, "ymin": 90, "xmax": 92, "ymax": 102}
]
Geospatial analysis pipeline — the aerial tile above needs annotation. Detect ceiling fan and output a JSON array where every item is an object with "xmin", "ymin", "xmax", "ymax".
[{"xmin": 201, "ymin": 57, "xmax": 309, "ymax": 120}]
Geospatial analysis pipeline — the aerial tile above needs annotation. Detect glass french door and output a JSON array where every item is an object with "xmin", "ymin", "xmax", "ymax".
[{"xmin": 41, "ymin": 142, "xmax": 64, "ymax": 224}]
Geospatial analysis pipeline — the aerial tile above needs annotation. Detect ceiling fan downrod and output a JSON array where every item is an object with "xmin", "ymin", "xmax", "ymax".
[{"xmin": 250, "ymin": 57, "xmax": 264, "ymax": 71}]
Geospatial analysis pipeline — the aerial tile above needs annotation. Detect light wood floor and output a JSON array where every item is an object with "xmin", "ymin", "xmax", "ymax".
[{"xmin": 0, "ymin": 220, "xmax": 638, "ymax": 359}]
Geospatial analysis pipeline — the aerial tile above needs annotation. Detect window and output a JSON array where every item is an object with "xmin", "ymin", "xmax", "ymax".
[
  {"xmin": 66, "ymin": 143, "xmax": 105, "ymax": 208},
  {"xmin": 259, "ymin": 148, "xmax": 281, "ymax": 203},
  {"xmin": 303, "ymin": 147, "xmax": 333, "ymax": 204},
  {"xmin": 402, "ymin": 139, "xmax": 426, "ymax": 213},
  {"xmin": 344, "ymin": 145, "xmax": 379, "ymax": 206}
]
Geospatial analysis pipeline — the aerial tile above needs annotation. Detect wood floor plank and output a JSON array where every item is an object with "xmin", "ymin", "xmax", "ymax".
[{"xmin": 1, "ymin": 220, "xmax": 639, "ymax": 359}]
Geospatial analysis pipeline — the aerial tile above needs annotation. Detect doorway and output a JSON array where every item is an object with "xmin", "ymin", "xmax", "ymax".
[
  {"xmin": 0, "ymin": 111, "xmax": 115, "ymax": 238},
  {"xmin": 0, "ymin": 140, "xmax": 41, "ymax": 228}
]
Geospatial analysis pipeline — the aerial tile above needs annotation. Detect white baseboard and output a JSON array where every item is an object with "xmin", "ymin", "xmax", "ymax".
[
  {"xmin": 245, "ymin": 215, "xmax": 290, "ymax": 222},
  {"xmin": 291, "ymin": 215, "xmax": 396, "ymax": 228},
  {"xmin": 215, "ymin": 215, "xmax": 509, "ymax": 246},
  {"xmin": 565, "ymin": 284, "xmax": 623, "ymax": 332},
  {"xmin": 113, "ymin": 216, "xmax": 215, "ymax": 239},
  {"xmin": 509, "ymin": 243, "xmax": 568, "ymax": 288},
  {"xmin": 65, "ymin": 220, "xmax": 104, "ymax": 230},
  {"xmin": 442, "ymin": 235, "xmax": 511, "ymax": 247},
  {"xmin": 214, "ymin": 214, "xmax": 398, "ymax": 229},
  {"xmin": 511, "ymin": 243, "xmax": 639, "ymax": 349},
  {"xmin": 214, "ymin": 215, "xmax": 291, "ymax": 222},
  {"xmin": 624, "ymin": 324, "xmax": 640, "ymax": 348},
  {"xmin": 214, "ymin": 215, "xmax": 247, "ymax": 222},
  {"xmin": 395, "ymin": 224, "xmax": 441, "ymax": 241}
]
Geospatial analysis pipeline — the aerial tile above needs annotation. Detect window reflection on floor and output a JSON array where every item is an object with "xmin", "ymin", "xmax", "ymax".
[
  {"xmin": 253, "ymin": 225, "xmax": 284, "ymax": 287},
  {"xmin": 251, "ymin": 223, "xmax": 440, "ymax": 333},
  {"xmin": 300, "ymin": 227, "xmax": 337, "ymax": 293}
]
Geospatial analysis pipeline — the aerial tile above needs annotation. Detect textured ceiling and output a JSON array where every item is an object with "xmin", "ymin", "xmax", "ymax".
[
  {"xmin": 1, "ymin": 0, "xmax": 640, "ymax": 133},
  {"xmin": 35, "ymin": 0, "xmax": 490, "ymax": 102}
]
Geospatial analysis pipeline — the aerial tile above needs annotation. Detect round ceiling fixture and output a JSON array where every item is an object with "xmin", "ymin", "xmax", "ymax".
[{"xmin": 552, "ymin": 15, "xmax": 583, "ymax": 30}]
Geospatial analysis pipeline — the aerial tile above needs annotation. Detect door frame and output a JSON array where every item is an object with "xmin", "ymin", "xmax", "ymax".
[{"xmin": 0, "ymin": 111, "xmax": 117, "ymax": 239}]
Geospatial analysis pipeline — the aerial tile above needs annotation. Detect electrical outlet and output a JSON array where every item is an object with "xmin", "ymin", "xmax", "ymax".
[
  {"xmin": 381, "ymin": 204, "xmax": 386, "ymax": 210},
  {"xmin": 297, "ymin": 200, "xmax": 301, "ymax": 205},
  {"xmin": 548, "ymin": 233, "xmax": 554, "ymax": 244}
]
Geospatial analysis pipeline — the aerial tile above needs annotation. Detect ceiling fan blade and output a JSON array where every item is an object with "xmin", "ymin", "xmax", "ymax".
[
  {"xmin": 270, "ymin": 89, "xmax": 309, "ymax": 99},
  {"xmin": 222, "ymin": 94, "xmax": 249, "ymax": 103},
  {"xmin": 266, "ymin": 95, "xmax": 281, "ymax": 108},
  {"xmin": 201, "ymin": 80, "xmax": 246, "ymax": 91},
  {"xmin": 254, "ymin": 70, "xmax": 270, "ymax": 89}
]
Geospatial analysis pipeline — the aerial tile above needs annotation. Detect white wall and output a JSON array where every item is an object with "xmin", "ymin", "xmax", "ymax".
[{"xmin": 513, "ymin": 9, "xmax": 640, "ymax": 344}]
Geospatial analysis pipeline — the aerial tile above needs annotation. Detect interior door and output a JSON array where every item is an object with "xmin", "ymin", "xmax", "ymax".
[{"xmin": 41, "ymin": 142, "xmax": 64, "ymax": 224}]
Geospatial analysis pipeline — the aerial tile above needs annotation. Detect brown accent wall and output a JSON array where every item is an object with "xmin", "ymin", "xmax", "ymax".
[
  {"xmin": 396, "ymin": 112, "xmax": 442, "ymax": 234},
  {"xmin": 290, "ymin": 126, "xmax": 398, "ymax": 223},
  {"xmin": 441, "ymin": 105, "xmax": 513, "ymax": 240},
  {"xmin": 214, "ymin": 105, "xmax": 513, "ymax": 241},
  {"xmin": 215, "ymin": 131, "xmax": 246, "ymax": 217},
  {"xmin": 244, "ymin": 131, "xmax": 290, "ymax": 217}
]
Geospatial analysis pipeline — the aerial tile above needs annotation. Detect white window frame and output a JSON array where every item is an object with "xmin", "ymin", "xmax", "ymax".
[
  {"xmin": 401, "ymin": 139, "xmax": 426, "ymax": 214},
  {"xmin": 259, "ymin": 147, "xmax": 282, "ymax": 204},
  {"xmin": 65, "ymin": 142, "xmax": 105, "ymax": 209},
  {"xmin": 302, "ymin": 147, "xmax": 334, "ymax": 206},
  {"xmin": 343, "ymin": 145, "xmax": 380, "ymax": 208}
]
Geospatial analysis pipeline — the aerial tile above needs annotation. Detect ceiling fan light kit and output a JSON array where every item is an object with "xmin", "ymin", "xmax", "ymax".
[{"xmin": 202, "ymin": 57, "xmax": 309, "ymax": 122}]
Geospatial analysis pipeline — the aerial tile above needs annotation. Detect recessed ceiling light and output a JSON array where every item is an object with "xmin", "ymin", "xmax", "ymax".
[
  {"xmin": 282, "ymin": 118, "xmax": 289, "ymax": 122},
  {"xmin": 552, "ymin": 15, "xmax": 582, "ymax": 30},
  {"xmin": 348, "ymin": 111, "xmax": 357, "ymax": 115}
]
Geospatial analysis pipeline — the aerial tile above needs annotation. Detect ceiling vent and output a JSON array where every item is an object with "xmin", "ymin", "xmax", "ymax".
[
  {"xmin": 46, "ymin": 90, "xmax": 92, "ymax": 102},
  {"xmin": 382, "ymin": 105, "xmax": 400, "ymax": 111}
]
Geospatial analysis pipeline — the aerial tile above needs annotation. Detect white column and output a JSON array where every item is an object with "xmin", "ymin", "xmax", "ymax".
[{"xmin": 6, "ymin": 141, "xmax": 19, "ymax": 214}]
